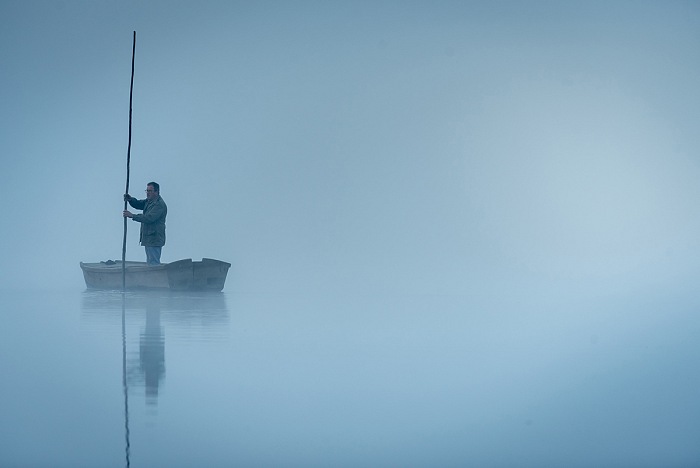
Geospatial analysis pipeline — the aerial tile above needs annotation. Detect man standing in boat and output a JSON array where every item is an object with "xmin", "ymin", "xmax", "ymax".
[{"xmin": 123, "ymin": 182, "xmax": 167, "ymax": 265}]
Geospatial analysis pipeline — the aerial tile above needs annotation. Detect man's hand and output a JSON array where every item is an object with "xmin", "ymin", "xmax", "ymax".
[
  {"xmin": 124, "ymin": 194, "xmax": 132, "ymax": 202},
  {"xmin": 123, "ymin": 210, "xmax": 134, "ymax": 218}
]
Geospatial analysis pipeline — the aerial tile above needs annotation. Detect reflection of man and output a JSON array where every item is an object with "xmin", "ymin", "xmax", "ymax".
[
  {"xmin": 141, "ymin": 303, "xmax": 165, "ymax": 405},
  {"xmin": 123, "ymin": 182, "xmax": 167, "ymax": 265}
]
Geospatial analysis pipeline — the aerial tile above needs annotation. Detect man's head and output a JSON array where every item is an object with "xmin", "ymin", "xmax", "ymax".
[{"xmin": 146, "ymin": 182, "xmax": 160, "ymax": 200}]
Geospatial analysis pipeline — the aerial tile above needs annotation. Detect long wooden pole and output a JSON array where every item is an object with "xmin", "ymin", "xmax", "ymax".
[{"xmin": 122, "ymin": 31, "xmax": 136, "ymax": 291}]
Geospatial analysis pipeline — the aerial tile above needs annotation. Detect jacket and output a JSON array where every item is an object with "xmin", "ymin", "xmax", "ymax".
[{"xmin": 128, "ymin": 195, "xmax": 167, "ymax": 247}]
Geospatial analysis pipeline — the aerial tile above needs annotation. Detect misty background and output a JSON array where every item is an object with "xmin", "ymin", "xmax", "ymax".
[
  {"xmin": 2, "ymin": 1, "xmax": 700, "ymax": 466},
  {"xmin": 1, "ymin": 0, "xmax": 698, "ymax": 295}
]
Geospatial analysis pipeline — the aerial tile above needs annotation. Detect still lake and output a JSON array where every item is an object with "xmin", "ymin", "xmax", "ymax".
[{"xmin": 1, "ymin": 284, "xmax": 698, "ymax": 467}]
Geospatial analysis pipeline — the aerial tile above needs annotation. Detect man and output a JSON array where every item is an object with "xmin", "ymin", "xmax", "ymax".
[{"xmin": 123, "ymin": 182, "xmax": 167, "ymax": 265}]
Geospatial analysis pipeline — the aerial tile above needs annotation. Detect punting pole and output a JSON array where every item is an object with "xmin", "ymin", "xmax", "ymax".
[{"xmin": 122, "ymin": 31, "xmax": 136, "ymax": 291}]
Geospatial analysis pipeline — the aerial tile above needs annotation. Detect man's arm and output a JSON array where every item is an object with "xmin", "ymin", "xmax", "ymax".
[
  {"xmin": 133, "ymin": 200, "xmax": 165, "ymax": 224},
  {"xmin": 127, "ymin": 198, "xmax": 146, "ymax": 210}
]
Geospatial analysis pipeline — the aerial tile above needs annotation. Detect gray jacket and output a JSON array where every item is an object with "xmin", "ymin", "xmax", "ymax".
[{"xmin": 128, "ymin": 195, "xmax": 167, "ymax": 247}]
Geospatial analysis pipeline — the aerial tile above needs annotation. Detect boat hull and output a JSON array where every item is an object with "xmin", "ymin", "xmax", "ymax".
[{"xmin": 80, "ymin": 258, "xmax": 231, "ymax": 291}]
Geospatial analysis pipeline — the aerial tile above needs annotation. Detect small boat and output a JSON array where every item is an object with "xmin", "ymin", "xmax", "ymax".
[{"xmin": 80, "ymin": 258, "xmax": 231, "ymax": 291}]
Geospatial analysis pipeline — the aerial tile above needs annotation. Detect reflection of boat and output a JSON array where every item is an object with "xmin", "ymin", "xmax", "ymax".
[
  {"xmin": 82, "ymin": 289, "xmax": 229, "ymax": 409},
  {"xmin": 81, "ymin": 289, "xmax": 228, "ymax": 315},
  {"xmin": 81, "ymin": 289, "xmax": 229, "ymax": 329},
  {"xmin": 80, "ymin": 258, "xmax": 231, "ymax": 291}
]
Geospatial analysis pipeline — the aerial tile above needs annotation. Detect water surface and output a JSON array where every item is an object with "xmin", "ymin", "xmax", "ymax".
[{"xmin": 1, "ymin": 286, "xmax": 698, "ymax": 467}]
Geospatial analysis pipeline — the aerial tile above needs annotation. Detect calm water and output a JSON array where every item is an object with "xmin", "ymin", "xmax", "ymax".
[{"xmin": 1, "ymin": 285, "xmax": 699, "ymax": 467}]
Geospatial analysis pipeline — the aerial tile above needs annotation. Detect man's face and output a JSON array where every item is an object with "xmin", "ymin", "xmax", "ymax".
[{"xmin": 145, "ymin": 185, "xmax": 157, "ymax": 200}]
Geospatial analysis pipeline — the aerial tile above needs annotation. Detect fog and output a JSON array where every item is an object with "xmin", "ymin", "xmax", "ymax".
[
  {"xmin": 1, "ymin": 1, "xmax": 700, "ymax": 465},
  {"xmin": 0, "ymin": 0, "xmax": 697, "ymax": 295}
]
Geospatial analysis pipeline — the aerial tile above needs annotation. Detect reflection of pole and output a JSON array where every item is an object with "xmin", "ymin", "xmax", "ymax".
[{"xmin": 122, "ymin": 294, "xmax": 131, "ymax": 467}]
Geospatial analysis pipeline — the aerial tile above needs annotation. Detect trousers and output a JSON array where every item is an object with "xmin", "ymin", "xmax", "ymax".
[{"xmin": 145, "ymin": 246, "xmax": 162, "ymax": 265}]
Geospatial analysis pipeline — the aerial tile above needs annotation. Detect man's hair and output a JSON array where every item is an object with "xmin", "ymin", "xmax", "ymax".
[{"xmin": 148, "ymin": 182, "xmax": 160, "ymax": 193}]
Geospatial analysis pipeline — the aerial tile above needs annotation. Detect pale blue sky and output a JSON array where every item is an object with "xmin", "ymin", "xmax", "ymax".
[{"xmin": 1, "ymin": 0, "xmax": 699, "ymax": 293}]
